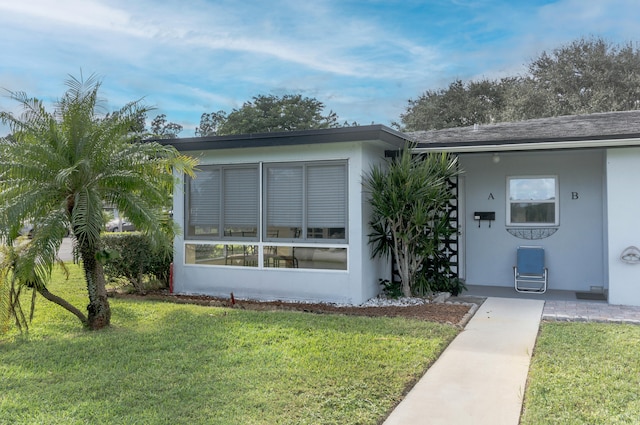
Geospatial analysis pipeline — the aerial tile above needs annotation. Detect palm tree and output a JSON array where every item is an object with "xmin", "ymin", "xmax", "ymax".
[{"xmin": 0, "ymin": 73, "xmax": 195, "ymax": 330}]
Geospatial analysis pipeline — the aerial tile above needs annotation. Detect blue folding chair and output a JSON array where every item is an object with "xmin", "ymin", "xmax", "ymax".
[{"xmin": 514, "ymin": 246, "xmax": 548, "ymax": 294}]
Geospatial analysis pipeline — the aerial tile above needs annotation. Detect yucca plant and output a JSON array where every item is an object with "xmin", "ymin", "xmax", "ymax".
[
  {"xmin": 0, "ymin": 73, "xmax": 196, "ymax": 330},
  {"xmin": 364, "ymin": 146, "xmax": 459, "ymax": 297}
]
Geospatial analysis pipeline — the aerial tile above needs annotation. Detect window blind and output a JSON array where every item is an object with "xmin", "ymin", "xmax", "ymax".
[
  {"xmin": 306, "ymin": 164, "xmax": 346, "ymax": 228},
  {"xmin": 224, "ymin": 167, "xmax": 258, "ymax": 228},
  {"xmin": 266, "ymin": 166, "xmax": 303, "ymax": 228},
  {"xmin": 189, "ymin": 168, "xmax": 220, "ymax": 227}
]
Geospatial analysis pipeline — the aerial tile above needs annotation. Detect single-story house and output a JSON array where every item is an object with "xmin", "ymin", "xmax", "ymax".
[
  {"xmin": 163, "ymin": 110, "xmax": 640, "ymax": 307},
  {"xmin": 163, "ymin": 126, "xmax": 408, "ymax": 305}
]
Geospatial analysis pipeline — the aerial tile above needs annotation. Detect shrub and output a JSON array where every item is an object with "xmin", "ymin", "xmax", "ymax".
[
  {"xmin": 379, "ymin": 279, "xmax": 403, "ymax": 299},
  {"xmin": 364, "ymin": 147, "xmax": 461, "ymax": 297},
  {"xmin": 101, "ymin": 232, "xmax": 172, "ymax": 293}
]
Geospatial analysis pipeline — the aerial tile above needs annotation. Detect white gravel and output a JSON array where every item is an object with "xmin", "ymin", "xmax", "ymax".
[
  {"xmin": 220, "ymin": 292, "xmax": 441, "ymax": 308},
  {"xmin": 359, "ymin": 295, "xmax": 431, "ymax": 307}
]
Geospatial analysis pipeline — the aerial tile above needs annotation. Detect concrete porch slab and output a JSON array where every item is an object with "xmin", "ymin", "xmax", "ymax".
[{"xmin": 458, "ymin": 284, "xmax": 605, "ymax": 302}]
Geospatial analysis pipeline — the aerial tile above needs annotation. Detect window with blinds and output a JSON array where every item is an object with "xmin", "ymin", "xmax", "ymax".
[
  {"xmin": 264, "ymin": 161, "xmax": 347, "ymax": 242},
  {"xmin": 223, "ymin": 166, "xmax": 259, "ymax": 237},
  {"xmin": 185, "ymin": 161, "xmax": 347, "ymax": 243},
  {"xmin": 186, "ymin": 165, "xmax": 259, "ymax": 239},
  {"xmin": 265, "ymin": 166, "xmax": 303, "ymax": 239},
  {"xmin": 187, "ymin": 168, "xmax": 220, "ymax": 237},
  {"xmin": 306, "ymin": 163, "xmax": 346, "ymax": 240}
]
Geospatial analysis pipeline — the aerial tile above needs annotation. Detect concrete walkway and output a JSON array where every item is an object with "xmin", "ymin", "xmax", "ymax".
[{"xmin": 384, "ymin": 297, "xmax": 544, "ymax": 425}]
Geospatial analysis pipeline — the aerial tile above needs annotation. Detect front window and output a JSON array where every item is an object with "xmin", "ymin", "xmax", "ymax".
[
  {"xmin": 264, "ymin": 162, "xmax": 347, "ymax": 242},
  {"xmin": 186, "ymin": 165, "xmax": 259, "ymax": 239},
  {"xmin": 185, "ymin": 243, "xmax": 259, "ymax": 267},
  {"xmin": 507, "ymin": 176, "xmax": 558, "ymax": 226},
  {"xmin": 187, "ymin": 168, "xmax": 220, "ymax": 237},
  {"xmin": 184, "ymin": 160, "xmax": 348, "ymax": 270},
  {"xmin": 263, "ymin": 246, "xmax": 347, "ymax": 270}
]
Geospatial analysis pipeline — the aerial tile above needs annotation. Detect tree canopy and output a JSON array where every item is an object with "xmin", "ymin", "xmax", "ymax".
[
  {"xmin": 195, "ymin": 94, "xmax": 341, "ymax": 136},
  {"xmin": 400, "ymin": 37, "xmax": 640, "ymax": 131},
  {"xmin": 0, "ymin": 73, "xmax": 196, "ymax": 330},
  {"xmin": 150, "ymin": 113, "xmax": 183, "ymax": 138}
]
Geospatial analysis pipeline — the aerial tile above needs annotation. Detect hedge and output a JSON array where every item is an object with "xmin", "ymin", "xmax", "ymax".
[{"xmin": 101, "ymin": 232, "xmax": 172, "ymax": 293}]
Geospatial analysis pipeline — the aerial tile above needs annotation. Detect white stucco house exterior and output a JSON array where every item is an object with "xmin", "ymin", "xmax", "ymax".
[
  {"xmin": 163, "ymin": 126, "xmax": 407, "ymax": 305},
  {"xmin": 410, "ymin": 110, "xmax": 640, "ymax": 306},
  {"xmin": 163, "ymin": 110, "xmax": 640, "ymax": 307}
]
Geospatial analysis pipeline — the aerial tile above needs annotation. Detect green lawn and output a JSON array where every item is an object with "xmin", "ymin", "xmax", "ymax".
[
  {"xmin": 521, "ymin": 322, "xmax": 640, "ymax": 425},
  {"xmin": 0, "ymin": 265, "xmax": 459, "ymax": 425}
]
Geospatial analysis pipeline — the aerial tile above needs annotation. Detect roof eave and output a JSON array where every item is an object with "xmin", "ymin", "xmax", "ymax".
[
  {"xmin": 154, "ymin": 125, "xmax": 410, "ymax": 152},
  {"xmin": 412, "ymin": 136, "xmax": 640, "ymax": 153}
]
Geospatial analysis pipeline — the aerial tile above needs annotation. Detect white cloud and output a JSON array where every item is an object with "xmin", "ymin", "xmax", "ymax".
[
  {"xmin": 0, "ymin": 0, "xmax": 146, "ymax": 37},
  {"xmin": 1, "ymin": 0, "xmax": 640, "ymax": 135}
]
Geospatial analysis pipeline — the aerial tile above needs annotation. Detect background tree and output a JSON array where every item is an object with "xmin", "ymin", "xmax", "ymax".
[
  {"xmin": 195, "ymin": 110, "xmax": 228, "ymax": 136},
  {"xmin": 400, "ymin": 37, "xmax": 640, "ymax": 130},
  {"xmin": 364, "ymin": 147, "xmax": 459, "ymax": 297},
  {"xmin": 150, "ymin": 113, "xmax": 183, "ymax": 138},
  {"xmin": 400, "ymin": 79, "xmax": 513, "ymax": 130},
  {"xmin": 0, "ymin": 73, "xmax": 196, "ymax": 330},
  {"xmin": 197, "ymin": 94, "xmax": 340, "ymax": 136},
  {"xmin": 517, "ymin": 37, "xmax": 640, "ymax": 118}
]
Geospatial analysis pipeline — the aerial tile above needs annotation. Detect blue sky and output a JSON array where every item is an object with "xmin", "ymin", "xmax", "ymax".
[{"xmin": 1, "ymin": 0, "xmax": 639, "ymax": 136}]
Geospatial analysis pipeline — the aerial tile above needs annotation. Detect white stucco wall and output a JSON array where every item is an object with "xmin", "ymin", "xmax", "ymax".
[
  {"xmin": 171, "ymin": 140, "xmax": 392, "ymax": 305},
  {"xmin": 606, "ymin": 148, "xmax": 640, "ymax": 306},
  {"xmin": 359, "ymin": 143, "xmax": 393, "ymax": 301},
  {"xmin": 459, "ymin": 149, "xmax": 605, "ymax": 292}
]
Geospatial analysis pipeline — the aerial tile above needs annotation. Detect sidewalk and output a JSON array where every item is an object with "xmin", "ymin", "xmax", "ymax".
[{"xmin": 384, "ymin": 297, "xmax": 544, "ymax": 425}]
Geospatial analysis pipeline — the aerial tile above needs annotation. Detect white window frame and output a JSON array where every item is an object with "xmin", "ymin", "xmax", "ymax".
[
  {"xmin": 507, "ymin": 175, "xmax": 559, "ymax": 226},
  {"xmin": 185, "ymin": 164, "xmax": 260, "ymax": 240}
]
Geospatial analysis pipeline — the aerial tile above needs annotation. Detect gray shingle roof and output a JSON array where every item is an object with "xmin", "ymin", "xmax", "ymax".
[{"xmin": 408, "ymin": 110, "xmax": 640, "ymax": 147}]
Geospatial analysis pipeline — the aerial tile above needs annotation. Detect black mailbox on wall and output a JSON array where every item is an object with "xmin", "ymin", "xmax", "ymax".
[
  {"xmin": 474, "ymin": 211, "xmax": 495, "ymax": 227},
  {"xmin": 474, "ymin": 211, "xmax": 495, "ymax": 221}
]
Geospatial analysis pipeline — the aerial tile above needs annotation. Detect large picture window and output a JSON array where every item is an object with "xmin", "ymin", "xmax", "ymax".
[
  {"xmin": 186, "ymin": 161, "xmax": 347, "ymax": 242},
  {"xmin": 264, "ymin": 162, "xmax": 347, "ymax": 242},
  {"xmin": 184, "ymin": 160, "xmax": 348, "ymax": 269},
  {"xmin": 507, "ymin": 176, "xmax": 558, "ymax": 226},
  {"xmin": 186, "ymin": 165, "xmax": 259, "ymax": 239}
]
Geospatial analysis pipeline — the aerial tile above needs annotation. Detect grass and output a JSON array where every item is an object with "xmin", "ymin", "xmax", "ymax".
[
  {"xmin": 0, "ymin": 264, "xmax": 459, "ymax": 425},
  {"xmin": 521, "ymin": 322, "xmax": 640, "ymax": 424}
]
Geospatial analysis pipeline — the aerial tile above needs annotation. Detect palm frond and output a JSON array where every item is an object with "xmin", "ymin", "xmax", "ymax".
[
  {"xmin": 0, "ymin": 263, "xmax": 11, "ymax": 333},
  {"xmin": 71, "ymin": 188, "xmax": 103, "ymax": 250}
]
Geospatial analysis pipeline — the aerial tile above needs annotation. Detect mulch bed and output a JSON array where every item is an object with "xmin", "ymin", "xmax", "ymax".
[{"xmin": 110, "ymin": 291, "xmax": 477, "ymax": 326}]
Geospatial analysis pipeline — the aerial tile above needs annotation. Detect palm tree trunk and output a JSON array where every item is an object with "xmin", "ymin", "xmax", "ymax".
[
  {"xmin": 37, "ymin": 286, "xmax": 88, "ymax": 326},
  {"xmin": 79, "ymin": 244, "xmax": 111, "ymax": 330}
]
